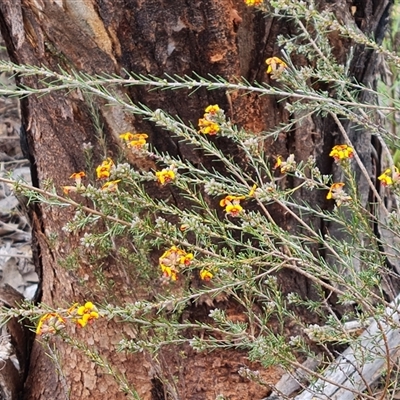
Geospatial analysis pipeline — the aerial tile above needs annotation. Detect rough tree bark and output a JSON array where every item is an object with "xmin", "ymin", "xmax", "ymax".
[{"xmin": 0, "ymin": 0, "xmax": 393, "ymax": 399}]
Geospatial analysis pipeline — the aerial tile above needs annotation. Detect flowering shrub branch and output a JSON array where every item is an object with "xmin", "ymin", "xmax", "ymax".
[{"xmin": 0, "ymin": 0, "xmax": 399, "ymax": 398}]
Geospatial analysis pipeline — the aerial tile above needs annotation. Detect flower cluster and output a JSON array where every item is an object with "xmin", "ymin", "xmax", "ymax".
[
  {"xmin": 274, "ymin": 154, "xmax": 296, "ymax": 173},
  {"xmin": 62, "ymin": 171, "xmax": 86, "ymax": 195},
  {"xmin": 69, "ymin": 301, "xmax": 100, "ymax": 328},
  {"xmin": 156, "ymin": 169, "xmax": 176, "ymax": 185},
  {"xmin": 96, "ymin": 158, "xmax": 123, "ymax": 191},
  {"xmin": 159, "ymin": 246, "xmax": 194, "ymax": 281},
  {"xmin": 63, "ymin": 156, "xmax": 123, "ymax": 196},
  {"xmin": 36, "ymin": 301, "xmax": 100, "ymax": 336},
  {"xmin": 119, "ymin": 132, "xmax": 148, "ymax": 149},
  {"xmin": 96, "ymin": 158, "xmax": 114, "ymax": 180},
  {"xmin": 220, "ymin": 195, "xmax": 246, "ymax": 217},
  {"xmin": 329, "ymin": 145, "xmax": 354, "ymax": 163},
  {"xmin": 378, "ymin": 167, "xmax": 400, "ymax": 186},
  {"xmin": 36, "ymin": 313, "xmax": 66, "ymax": 336},
  {"xmin": 198, "ymin": 105, "xmax": 223, "ymax": 135},
  {"xmin": 326, "ymin": 182, "xmax": 351, "ymax": 206},
  {"xmin": 265, "ymin": 57, "xmax": 287, "ymax": 77}
]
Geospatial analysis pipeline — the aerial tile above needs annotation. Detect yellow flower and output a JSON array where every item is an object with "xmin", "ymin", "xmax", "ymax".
[
  {"xmin": 96, "ymin": 158, "xmax": 114, "ymax": 180},
  {"xmin": 120, "ymin": 132, "xmax": 148, "ymax": 147},
  {"xmin": 378, "ymin": 169, "xmax": 393, "ymax": 186},
  {"xmin": 219, "ymin": 195, "xmax": 245, "ymax": 208},
  {"xmin": 128, "ymin": 133, "xmax": 148, "ymax": 149},
  {"xmin": 160, "ymin": 246, "xmax": 193, "ymax": 266},
  {"xmin": 378, "ymin": 167, "xmax": 400, "ymax": 186},
  {"xmin": 249, "ymin": 184, "xmax": 257, "ymax": 197},
  {"xmin": 36, "ymin": 313, "xmax": 66, "ymax": 336},
  {"xmin": 200, "ymin": 270, "xmax": 213, "ymax": 281},
  {"xmin": 161, "ymin": 265, "xmax": 178, "ymax": 281},
  {"xmin": 202, "ymin": 123, "xmax": 220, "ymax": 135},
  {"xmin": 77, "ymin": 301, "xmax": 95, "ymax": 315},
  {"xmin": 156, "ymin": 169, "xmax": 176, "ymax": 185},
  {"xmin": 326, "ymin": 183, "xmax": 345, "ymax": 200},
  {"xmin": 204, "ymin": 105, "xmax": 220, "ymax": 115},
  {"xmin": 159, "ymin": 246, "xmax": 194, "ymax": 281},
  {"xmin": 96, "ymin": 166, "xmax": 111, "ymax": 179},
  {"xmin": 101, "ymin": 180, "xmax": 121, "ymax": 192},
  {"xmin": 244, "ymin": 0, "xmax": 263, "ymax": 6},
  {"xmin": 198, "ymin": 119, "xmax": 220, "ymax": 135},
  {"xmin": 378, "ymin": 170, "xmax": 392, "ymax": 185},
  {"xmin": 265, "ymin": 57, "xmax": 287, "ymax": 74},
  {"xmin": 198, "ymin": 118, "xmax": 207, "ymax": 126},
  {"xmin": 225, "ymin": 203, "xmax": 243, "ymax": 217},
  {"xmin": 76, "ymin": 312, "xmax": 100, "ymax": 328},
  {"xmin": 220, "ymin": 195, "xmax": 245, "ymax": 217},
  {"xmin": 119, "ymin": 132, "xmax": 135, "ymax": 142},
  {"xmin": 274, "ymin": 154, "xmax": 296, "ymax": 173},
  {"xmin": 198, "ymin": 105, "xmax": 223, "ymax": 135},
  {"xmin": 329, "ymin": 145, "xmax": 354, "ymax": 162},
  {"xmin": 326, "ymin": 183, "xmax": 351, "ymax": 206},
  {"xmin": 75, "ymin": 302, "xmax": 100, "ymax": 328},
  {"xmin": 274, "ymin": 156, "xmax": 282, "ymax": 169},
  {"xmin": 180, "ymin": 252, "xmax": 194, "ymax": 266}
]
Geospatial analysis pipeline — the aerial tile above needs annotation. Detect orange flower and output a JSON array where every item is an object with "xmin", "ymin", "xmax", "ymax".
[
  {"xmin": 69, "ymin": 171, "xmax": 86, "ymax": 180},
  {"xmin": 62, "ymin": 186, "xmax": 78, "ymax": 195},
  {"xmin": 329, "ymin": 145, "xmax": 354, "ymax": 162},
  {"xmin": 156, "ymin": 169, "xmax": 176, "ymax": 185},
  {"xmin": 68, "ymin": 171, "xmax": 86, "ymax": 188}
]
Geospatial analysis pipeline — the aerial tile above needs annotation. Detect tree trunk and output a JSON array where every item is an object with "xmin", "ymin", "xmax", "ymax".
[{"xmin": 0, "ymin": 0, "xmax": 392, "ymax": 399}]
